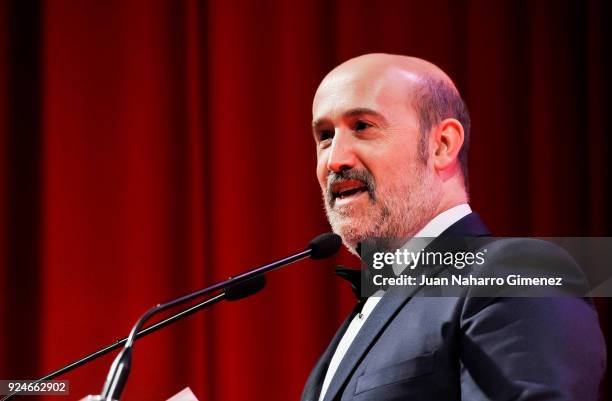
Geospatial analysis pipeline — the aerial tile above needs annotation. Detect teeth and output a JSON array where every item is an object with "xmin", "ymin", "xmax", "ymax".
[
  {"xmin": 338, "ymin": 187, "xmax": 365, "ymax": 198},
  {"xmin": 332, "ymin": 181, "xmax": 367, "ymax": 200}
]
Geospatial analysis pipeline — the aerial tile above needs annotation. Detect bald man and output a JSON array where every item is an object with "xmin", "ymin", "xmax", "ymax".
[{"xmin": 302, "ymin": 54, "xmax": 605, "ymax": 401}]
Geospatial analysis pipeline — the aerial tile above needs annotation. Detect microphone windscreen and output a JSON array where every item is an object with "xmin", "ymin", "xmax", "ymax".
[
  {"xmin": 308, "ymin": 232, "xmax": 342, "ymax": 259},
  {"xmin": 225, "ymin": 275, "xmax": 267, "ymax": 301}
]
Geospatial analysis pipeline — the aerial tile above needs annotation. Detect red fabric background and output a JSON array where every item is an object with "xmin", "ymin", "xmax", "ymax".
[{"xmin": 1, "ymin": 1, "xmax": 610, "ymax": 400}]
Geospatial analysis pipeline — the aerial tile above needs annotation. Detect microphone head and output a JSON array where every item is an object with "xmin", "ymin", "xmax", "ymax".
[
  {"xmin": 308, "ymin": 232, "xmax": 342, "ymax": 259},
  {"xmin": 225, "ymin": 275, "xmax": 267, "ymax": 301}
]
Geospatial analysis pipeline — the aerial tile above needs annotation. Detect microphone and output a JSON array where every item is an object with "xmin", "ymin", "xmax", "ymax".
[
  {"xmin": 309, "ymin": 232, "xmax": 343, "ymax": 259},
  {"xmin": 99, "ymin": 232, "xmax": 341, "ymax": 401}
]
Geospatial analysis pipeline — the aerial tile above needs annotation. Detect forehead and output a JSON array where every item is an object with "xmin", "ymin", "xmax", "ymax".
[{"xmin": 312, "ymin": 68, "xmax": 419, "ymax": 123}]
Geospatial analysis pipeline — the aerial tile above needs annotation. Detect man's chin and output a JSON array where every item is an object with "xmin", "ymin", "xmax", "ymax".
[
  {"xmin": 326, "ymin": 208, "xmax": 375, "ymax": 246},
  {"xmin": 330, "ymin": 221, "xmax": 370, "ymax": 251}
]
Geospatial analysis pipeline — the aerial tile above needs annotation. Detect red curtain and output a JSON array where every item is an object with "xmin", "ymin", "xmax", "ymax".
[{"xmin": 1, "ymin": 1, "xmax": 610, "ymax": 400}]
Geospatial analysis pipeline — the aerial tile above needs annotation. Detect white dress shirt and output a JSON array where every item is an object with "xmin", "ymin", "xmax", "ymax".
[{"xmin": 317, "ymin": 204, "xmax": 472, "ymax": 401}]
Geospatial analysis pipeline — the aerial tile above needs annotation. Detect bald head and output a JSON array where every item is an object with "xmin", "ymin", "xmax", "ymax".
[
  {"xmin": 316, "ymin": 53, "xmax": 457, "ymax": 94},
  {"xmin": 314, "ymin": 53, "xmax": 470, "ymax": 181}
]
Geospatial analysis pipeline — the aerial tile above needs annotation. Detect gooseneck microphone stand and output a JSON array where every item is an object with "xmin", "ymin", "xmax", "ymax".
[{"xmin": 1, "ymin": 233, "xmax": 341, "ymax": 401}]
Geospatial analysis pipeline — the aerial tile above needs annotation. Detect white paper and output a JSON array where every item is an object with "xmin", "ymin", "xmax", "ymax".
[{"xmin": 166, "ymin": 387, "xmax": 200, "ymax": 401}]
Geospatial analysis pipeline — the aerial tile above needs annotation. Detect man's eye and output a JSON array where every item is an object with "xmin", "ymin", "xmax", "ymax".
[
  {"xmin": 318, "ymin": 130, "xmax": 333, "ymax": 142},
  {"xmin": 354, "ymin": 120, "xmax": 372, "ymax": 131}
]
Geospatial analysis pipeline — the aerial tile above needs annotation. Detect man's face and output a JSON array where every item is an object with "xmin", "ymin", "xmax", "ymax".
[{"xmin": 312, "ymin": 68, "xmax": 440, "ymax": 253}]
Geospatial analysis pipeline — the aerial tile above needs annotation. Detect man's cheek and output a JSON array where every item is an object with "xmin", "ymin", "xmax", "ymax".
[
  {"xmin": 316, "ymin": 167, "xmax": 328, "ymax": 191},
  {"xmin": 318, "ymin": 178, "xmax": 328, "ymax": 195}
]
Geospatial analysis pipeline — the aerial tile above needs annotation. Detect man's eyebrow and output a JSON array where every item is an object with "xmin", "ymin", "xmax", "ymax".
[
  {"xmin": 343, "ymin": 107, "xmax": 388, "ymax": 124},
  {"xmin": 312, "ymin": 107, "xmax": 388, "ymax": 131}
]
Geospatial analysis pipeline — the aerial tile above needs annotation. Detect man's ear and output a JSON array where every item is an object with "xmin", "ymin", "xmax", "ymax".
[{"xmin": 431, "ymin": 118, "xmax": 464, "ymax": 171}]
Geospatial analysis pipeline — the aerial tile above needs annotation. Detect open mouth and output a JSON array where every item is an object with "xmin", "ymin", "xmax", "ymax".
[{"xmin": 332, "ymin": 180, "xmax": 369, "ymax": 201}]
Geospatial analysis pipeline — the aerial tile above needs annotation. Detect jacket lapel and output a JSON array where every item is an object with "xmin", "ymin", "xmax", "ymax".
[
  {"xmin": 320, "ymin": 275, "xmax": 421, "ymax": 401},
  {"xmin": 320, "ymin": 213, "xmax": 490, "ymax": 401},
  {"xmin": 301, "ymin": 303, "xmax": 362, "ymax": 401},
  {"xmin": 439, "ymin": 212, "xmax": 490, "ymax": 237}
]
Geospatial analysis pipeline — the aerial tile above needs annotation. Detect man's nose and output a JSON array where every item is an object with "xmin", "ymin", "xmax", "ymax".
[{"xmin": 326, "ymin": 130, "xmax": 357, "ymax": 173}]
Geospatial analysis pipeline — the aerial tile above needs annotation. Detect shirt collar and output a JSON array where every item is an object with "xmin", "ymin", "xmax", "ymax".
[
  {"xmin": 392, "ymin": 203, "xmax": 472, "ymax": 275},
  {"xmin": 414, "ymin": 203, "xmax": 472, "ymax": 238}
]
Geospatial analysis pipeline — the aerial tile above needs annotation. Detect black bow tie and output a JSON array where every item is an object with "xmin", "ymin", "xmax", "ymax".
[
  {"xmin": 335, "ymin": 265, "xmax": 362, "ymax": 300},
  {"xmin": 335, "ymin": 265, "xmax": 370, "ymax": 317}
]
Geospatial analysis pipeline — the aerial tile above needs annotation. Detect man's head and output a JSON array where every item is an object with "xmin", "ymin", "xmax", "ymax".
[{"xmin": 312, "ymin": 53, "xmax": 470, "ymax": 254}]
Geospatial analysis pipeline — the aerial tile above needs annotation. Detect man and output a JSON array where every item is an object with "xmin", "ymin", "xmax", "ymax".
[{"xmin": 302, "ymin": 54, "xmax": 605, "ymax": 401}]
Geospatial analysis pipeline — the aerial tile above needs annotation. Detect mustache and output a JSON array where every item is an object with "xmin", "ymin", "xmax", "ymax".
[{"xmin": 326, "ymin": 169, "xmax": 376, "ymax": 204}]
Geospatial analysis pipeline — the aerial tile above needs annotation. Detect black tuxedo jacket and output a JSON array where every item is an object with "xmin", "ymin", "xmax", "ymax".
[{"xmin": 302, "ymin": 213, "xmax": 606, "ymax": 401}]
